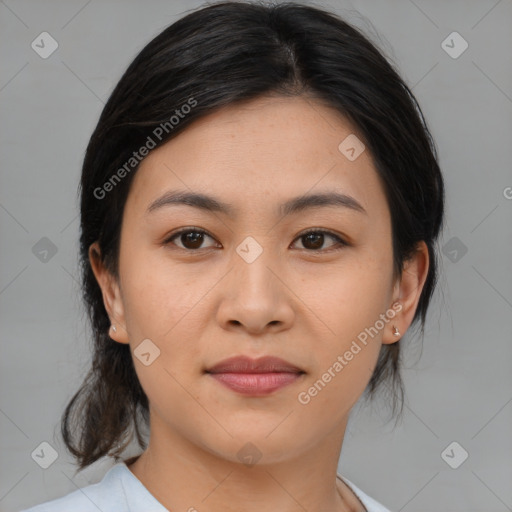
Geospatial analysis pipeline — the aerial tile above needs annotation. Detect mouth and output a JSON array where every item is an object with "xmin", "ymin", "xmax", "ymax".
[{"xmin": 205, "ymin": 355, "xmax": 305, "ymax": 396}]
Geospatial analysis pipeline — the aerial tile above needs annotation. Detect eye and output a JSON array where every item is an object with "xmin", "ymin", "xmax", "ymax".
[
  {"xmin": 163, "ymin": 227, "xmax": 349, "ymax": 253},
  {"xmin": 163, "ymin": 227, "xmax": 219, "ymax": 251},
  {"xmin": 292, "ymin": 229, "xmax": 348, "ymax": 252}
]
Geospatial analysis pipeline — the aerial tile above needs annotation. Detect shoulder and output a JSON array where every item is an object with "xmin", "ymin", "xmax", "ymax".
[
  {"xmin": 339, "ymin": 474, "xmax": 394, "ymax": 512},
  {"xmin": 20, "ymin": 464, "xmax": 128, "ymax": 512}
]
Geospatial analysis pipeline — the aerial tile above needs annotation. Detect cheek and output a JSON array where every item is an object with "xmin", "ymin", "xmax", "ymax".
[
  {"xmin": 120, "ymin": 246, "xmax": 198, "ymax": 334},
  {"xmin": 300, "ymin": 251, "xmax": 393, "ymax": 388},
  {"xmin": 305, "ymin": 251, "xmax": 393, "ymax": 332},
  {"xmin": 296, "ymin": 268, "xmax": 389, "ymax": 417},
  {"xmin": 120, "ymin": 258, "xmax": 213, "ymax": 386}
]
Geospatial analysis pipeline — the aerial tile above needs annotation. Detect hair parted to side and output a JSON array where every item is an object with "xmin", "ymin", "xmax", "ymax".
[{"xmin": 62, "ymin": 0, "xmax": 445, "ymax": 470}]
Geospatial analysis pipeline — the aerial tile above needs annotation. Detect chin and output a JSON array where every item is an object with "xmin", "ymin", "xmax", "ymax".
[{"xmin": 197, "ymin": 427, "xmax": 312, "ymax": 467}]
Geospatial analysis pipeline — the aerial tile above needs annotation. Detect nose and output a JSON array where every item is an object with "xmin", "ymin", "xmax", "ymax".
[{"xmin": 215, "ymin": 243, "xmax": 295, "ymax": 335}]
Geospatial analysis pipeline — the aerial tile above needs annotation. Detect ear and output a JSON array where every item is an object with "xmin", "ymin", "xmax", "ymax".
[
  {"xmin": 88, "ymin": 241, "xmax": 129, "ymax": 345},
  {"xmin": 382, "ymin": 241, "xmax": 429, "ymax": 345}
]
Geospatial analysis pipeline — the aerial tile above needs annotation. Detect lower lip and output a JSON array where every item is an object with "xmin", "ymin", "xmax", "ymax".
[{"xmin": 208, "ymin": 372, "xmax": 302, "ymax": 395}]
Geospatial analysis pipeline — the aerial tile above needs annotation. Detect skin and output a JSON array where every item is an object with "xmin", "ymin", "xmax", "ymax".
[{"xmin": 89, "ymin": 94, "xmax": 429, "ymax": 512}]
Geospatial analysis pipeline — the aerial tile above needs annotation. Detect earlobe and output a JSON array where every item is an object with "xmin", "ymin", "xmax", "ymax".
[
  {"xmin": 382, "ymin": 241, "xmax": 429, "ymax": 345},
  {"xmin": 108, "ymin": 323, "xmax": 129, "ymax": 344},
  {"xmin": 88, "ymin": 242, "xmax": 130, "ymax": 345}
]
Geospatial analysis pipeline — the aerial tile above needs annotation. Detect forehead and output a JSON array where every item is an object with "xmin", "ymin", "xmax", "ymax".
[{"xmin": 124, "ymin": 95, "xmax": 387, "ymax": 220}]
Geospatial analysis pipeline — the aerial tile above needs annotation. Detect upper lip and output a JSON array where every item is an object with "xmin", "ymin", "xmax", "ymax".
[{"xmin": 206, "ymin": 356, "xmax": 304, "ymax": 374}]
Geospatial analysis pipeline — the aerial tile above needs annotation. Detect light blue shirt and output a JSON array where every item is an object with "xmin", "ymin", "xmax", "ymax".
[{"xmin": 21, "ymin": 462, "xmax": 392, "ymax": 512}]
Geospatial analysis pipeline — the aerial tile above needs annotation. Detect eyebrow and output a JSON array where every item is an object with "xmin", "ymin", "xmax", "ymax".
[{"xmin": 145, "ymin": 189, "xmax": 367, "ymax": 217}]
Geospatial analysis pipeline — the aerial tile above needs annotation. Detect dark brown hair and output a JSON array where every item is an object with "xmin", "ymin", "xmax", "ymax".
[{"xmin": 62, "ymin": 0, "xmax": 445, "ymax": 470}]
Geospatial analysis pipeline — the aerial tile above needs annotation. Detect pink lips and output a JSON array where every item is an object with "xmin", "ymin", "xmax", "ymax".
[{"xmin": 206, "ymin": 355, "xmax": 304, "ymax": 396}]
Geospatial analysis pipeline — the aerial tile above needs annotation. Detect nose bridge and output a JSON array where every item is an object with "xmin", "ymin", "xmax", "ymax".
[{"xmin": 233, "ymin": 234, "xmax": 278, "ymax": 296}]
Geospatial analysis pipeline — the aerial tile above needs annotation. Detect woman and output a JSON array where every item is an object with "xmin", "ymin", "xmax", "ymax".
[{"xmin": 22, "ymin": 1, "xmax": 444, "ymax": 511}]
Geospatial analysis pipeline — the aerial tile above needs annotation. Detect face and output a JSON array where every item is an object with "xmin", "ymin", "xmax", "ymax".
[{"xmin": 91, "ymin": 95, "xmax": 427, "ymax": 465}]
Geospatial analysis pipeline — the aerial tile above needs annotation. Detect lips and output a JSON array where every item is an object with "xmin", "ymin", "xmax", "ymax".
[
  {"xmin": 206, "ymin": 355, "xmax": 303, "ymax": 374},
  {"xmin": 206, "ymin": 356, "xmax": 305, "ymax": 396}
]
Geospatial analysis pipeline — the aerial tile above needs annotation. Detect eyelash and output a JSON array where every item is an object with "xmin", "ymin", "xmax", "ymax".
[{"xmin": 162, "ymin": 227, "xmax": 349, "ymax": 253}]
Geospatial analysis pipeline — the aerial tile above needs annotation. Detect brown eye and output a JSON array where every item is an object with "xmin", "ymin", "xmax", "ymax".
[
  {"xmin": 164, "ymin": 228, "xmax": 218, "ymax": 250},
  {"xmin": 302, "ymin": 232, "xmax": 324, "ymax": 250},
  {"xmin": 163, "ymin": 227, "xmax": 348, "ymax": 253},
  {"xmin": 293, "ymin": 229, "xmax": 348, "ymax": 252}
]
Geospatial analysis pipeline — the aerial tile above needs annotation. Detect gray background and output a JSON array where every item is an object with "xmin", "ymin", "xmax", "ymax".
[{"xmin": 1, "ymin": 0, "xmax": 511, "ymax": 511}]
